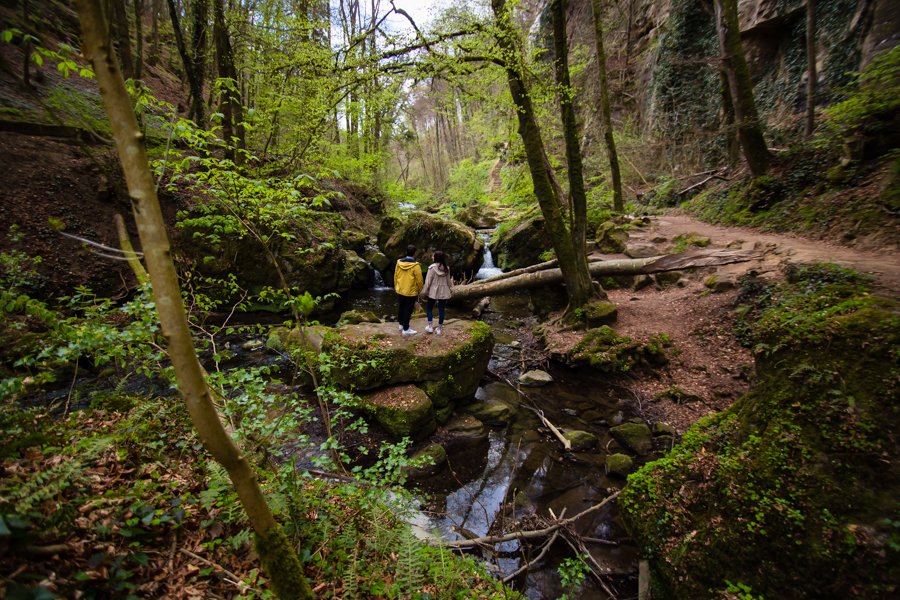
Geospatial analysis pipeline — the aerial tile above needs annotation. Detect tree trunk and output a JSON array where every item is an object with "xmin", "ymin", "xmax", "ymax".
[
  {"xmin": 165, "ymin": 0, "xmax": 205, "ymax": 124},
  {"xmin": 805, "ymin": 0, "xmax": 817, "ymax": 137},
  {"xmin": 111, "ymin": 0, "xmax": 134, "ymax": 80},
  {"xmin": 714, "ymin": 0, "xmax": 769, "ymax": 176},
  {"xmin": 720, "ymin": 67, "xmax": 740, "ymax": 166},
  {"xmin": 589, "ymin": 0, "xmax": 624, "ymax": 213},
  {"xmin": 149, "ymin": 0, "xmax": 159, "ymax": 65},
  {"xmin": 450, "ymin": 250, "xmax": 758, "ymax": 302},
  {"xmin": 213, "ymin": 0, "xmax": 245, "ymax": 165},
  {"xmin": 491, "ymin": 0, "xmax": 595, "ymax": 310},
  {"xmin": 190, "ymin": 0, "xmax": 209, "ymax": 128},
  {"xmin": 134, "ymin": 0, "xmax": 144, "ymax": 81},
  {"xmin": 75, "ymin": 0, "xmax": 313, "ymax": 597}
]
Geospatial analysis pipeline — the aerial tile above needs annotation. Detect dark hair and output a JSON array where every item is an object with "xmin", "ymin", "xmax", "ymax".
[
  {"xmin": 406, "ymin": 244, "xmax": 417, "ymax": 257},
  {"xmin": 433, "ymin": 250, "xmax": 448, "ymax": 273}
]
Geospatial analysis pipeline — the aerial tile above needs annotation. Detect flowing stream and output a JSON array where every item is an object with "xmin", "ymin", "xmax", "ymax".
[{"xmin": 341, "ymin": 243, "xmax": 644, "ymax": 598}]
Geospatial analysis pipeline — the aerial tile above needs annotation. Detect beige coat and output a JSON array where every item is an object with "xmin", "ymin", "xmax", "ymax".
[{"xmin": 421, "ymin": 263, "xmax": 452, "ymax": 300}]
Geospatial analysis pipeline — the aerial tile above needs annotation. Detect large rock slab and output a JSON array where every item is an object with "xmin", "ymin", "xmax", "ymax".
[
  {"xmin": 285, "ymin": 319, "xmax": 494, "ymax": 407},
  {"xmin": 492, "ymin": 217, "xmax": 551, "ymax": 270}
]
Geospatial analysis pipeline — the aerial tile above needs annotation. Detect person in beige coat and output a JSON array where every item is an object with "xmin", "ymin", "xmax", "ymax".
[{"xmin": 420, "ymin": 250, "xmax": 453, "ymax": 335}]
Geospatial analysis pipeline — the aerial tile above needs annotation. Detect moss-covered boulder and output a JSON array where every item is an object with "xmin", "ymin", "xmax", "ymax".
[
  {"xmin": 176, "ymin": 207, "xmax": 371, "ymax": 301},
  {"xmin": 293, "ymin": 319, "xmax": 493, "ymax": 407},
  {"xmin": 595, "ymin": 221, "xmax": 629, "ymax": 253},
  {"xmin": 492, "ymin": 217, "xmax": 551, "ymax": 270},
  {"xmin": 360, "ymin": 384, "xmax": 436, "ymax": 439},
  {"xmin": 457, "ymin": 204, "xmax": 499, "ymax": 229},
  {"xmin": 563, "ymin": 430, "xmax": 598, "ymax": 452},
  {"xmin": 378, "ymin": 212, "xmax": 483, "ymax": 284},
  {"xmin": 404, "ymin": 443, "xmax": 447, "ymax": 479},
  {"xmin": 620, "ymin": 265, "xmax": 900, "ymax": 599},
  {"xmin": 570, "ymin": 327, "xmax": 670, "ymax": 374},
  {"xmin": 337, "ymin": 310, "xmax": 381, "ymax": 325},
  {"xmin": 610, "ymin": 422, "xmax": 654, "ymax": 456},
  {"xmin": 465, "ymin": 402, "xmax": 512, "ymax": 426},
  {"xmin": 578, "ymin": 300, "xmax": 618, "ymax": 327},
  {"xmin": 606, "ymin": 453, "xmax": 635, "ymax": 477}
]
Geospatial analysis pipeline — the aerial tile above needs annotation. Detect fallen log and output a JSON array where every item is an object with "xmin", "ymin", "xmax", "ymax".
[{"xmin": 450, "ymin": 249, "xmax": 759, "ymax": 303}]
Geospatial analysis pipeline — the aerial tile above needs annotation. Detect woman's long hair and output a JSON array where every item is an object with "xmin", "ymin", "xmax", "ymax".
[{"xmin": 433, "ymin": 250, "xmax": 448, "ymax": 273}]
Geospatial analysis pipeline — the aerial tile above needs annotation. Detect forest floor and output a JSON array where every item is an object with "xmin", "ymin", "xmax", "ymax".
[{"xmin": 546, "ymin": 211, "xmax": 900, "ymax": 433}]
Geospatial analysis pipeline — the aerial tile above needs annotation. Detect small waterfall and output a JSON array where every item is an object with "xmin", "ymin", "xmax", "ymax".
[
  {"xmin": 372, "ymin": 268, "xmax": 392, "ymax": 291},
  {"xmin": 474, "ymin": 232, "xmax": 503, "ymax": 280}
]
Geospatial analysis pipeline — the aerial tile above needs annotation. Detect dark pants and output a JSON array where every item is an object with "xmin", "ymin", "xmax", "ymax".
[
  {"xmin": 397, "ymin": 295, "xmax": 416, "ymax": 330},
  {"xmin": 426, "ymin": 298, "xmax": 446, "ymax": 324}
]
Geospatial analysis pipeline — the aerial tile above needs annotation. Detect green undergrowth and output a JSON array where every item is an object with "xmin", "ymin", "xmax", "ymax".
[
  {"xmin": 0, "ymin": 392, "xmax": 515, "ymax": 598},
  {"xmin": 620, "ymin": 263, "xmax": 899, "ymax": 598}
]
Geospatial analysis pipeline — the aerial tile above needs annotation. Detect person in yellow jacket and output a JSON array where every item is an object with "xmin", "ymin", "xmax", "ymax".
[{"xmin": 394, "ymin": 244, "xmax": 424, "ymax": 336}]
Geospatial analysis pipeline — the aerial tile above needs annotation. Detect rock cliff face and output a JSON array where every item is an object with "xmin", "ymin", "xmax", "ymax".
[{"xmin": 536, "ymin": 0, "xmax": 896, "ymax": 169}]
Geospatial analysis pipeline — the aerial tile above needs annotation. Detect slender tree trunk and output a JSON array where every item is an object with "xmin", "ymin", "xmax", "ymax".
[
  {"xmin": 490, "ymin": 0, "xmax": 594, "ymax": 310},
  {"xmin": 714, "ymin": 0, "xmax": 769, "ymax": 176},
  {"xmin": 551, "ymin": 0, "xmax": 594, "ymax": 306},
  {"xmin": 75, "ymin": 0, "xmax": 312, "ymax": 597},
  {"xmin": 589, "ymin": 0, "xmax": 624, "ymax": 212},
  {"xmin": 213, "ymin": 0, "xmax": 245, "ymax": 164},
  {"xmin": 805, "ymin": 0, "xmax": 817, "ymax": 137},
  {"xmin": 190, "ymin": 0, "xmax": 209, "ymax": 128},
  {"xmin": 149, "ymin": 0, "xmax": 159, "ymax": 65},
  {"xmin": 165, "ymin": 0, "xmax": 205, "ymax": 124},
  {"xmin": 111, "ymin": 0, "xmax": 134, "ymax": 80},
  {"xmin": 720, "ymin": 68, "xmax": 739, "ymax": 166},
  {"xmin": 134, "ymin": 0, "xmax": 144, "ymax": 80},
  {"xmin": 22, "ymin": 0, "xmax": 33, "ymax": 87}
]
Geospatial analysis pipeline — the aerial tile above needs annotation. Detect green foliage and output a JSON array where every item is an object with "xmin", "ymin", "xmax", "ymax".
[
  {"xmin": 441, "ymin": 158, "xmax": 495, "ymax": 211},
  {"xmin": 557, "ymin": 555, "xmax": 590, "ymax": 600},
  {"xmin": 819, "ymin": 46, "xmax": 900, "ymax": 145},
  {"xmin": 671, "ymin": 232, "xmax": 711, "ymax": 253}
]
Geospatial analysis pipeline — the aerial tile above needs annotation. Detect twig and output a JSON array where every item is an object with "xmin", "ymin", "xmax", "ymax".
[
  {"xmin": 522, "ymin": 405, "xmax": 571, "ymax": 451},
  {"xmin": 501, "ymin": 530, "xmax": 559, "ymax": 583},
  {"xmin": 25, "ymin": 544, "xmax": 72, "ymax": 556},
  {"xmin": 559, "ymin": 532, "xmax": 619, "ymax": 599},
  {"xmin": 442, "ymin": 491, "xmax": 620, "ymax": 548},
  {"xmin": 179, "ymin": 548, "xmax": 260, "ymax": 594},
  {"xmin": 678, "ymin": 173, "xmax": 728, "ymax": 196}
]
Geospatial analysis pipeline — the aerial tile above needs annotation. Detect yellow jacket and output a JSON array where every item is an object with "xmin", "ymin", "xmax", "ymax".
[{"xmin": 394, "ymin": 258, "xmax": 424, "ymax": 297}]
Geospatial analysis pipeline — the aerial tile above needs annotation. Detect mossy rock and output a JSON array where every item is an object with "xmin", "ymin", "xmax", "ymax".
[
  {"xmin": 672, "ymin": 233, "xmax": 711, "ymax": 252},
  {"xmin": 378, "ymin": 212, "xmax": 483, "ymax": 284},
  {"xmin": 595, "ymin": 221, "xmax": 629, "ymax": 253},
  {"xmin": 570, "ymin": 327, "xmax": 670, "ymax": 374},
  {"xmin": 446, "ymin": 414, "xmax": 485, "ymax": 437},
  {"xmin": 465, "ymin": 402, "xmax": 512, "ymax": 426},
  {"xmin": 492, "ymin": 217, "xmax": 551, "ymax": 270},
  {"xmin": 339, "ymin": 250, "xmax": 373, "ymax": 289},
  {"xmin": 518, "ymin": 370, "xmax": 554, "ymax": 387},
  {"xmin": 610, "ymin": 422, "xmax": 654, "ymax": 456},
  {"xmin": 404, "ymin": 443, "xmax": 447, "ymax": 479},
  {"xmin": 359, "ymin": 384, "xmax": 436, "ymax": 440},
  {"xmin": 457, "ymin": 204, "xmax": 499, "ymax": 229},
  {"xmin": 653, "ymin": 270, "xmax": 684, "ymax": 287},
  {"xmin": 620, "ymin": 270, "xmax": 900, "ymax": 599},
  {"xmin": 606, "ymin": 453, "xmax": 635, "ymax": 477},
  {"xmin": 579, "ymin": 300, "xmax": 618, "ymax": 327},
  {"xmin": 337, "ymin": 310, "xmax": 381, "ymax": 325},
  {"xmin": 563, "ymin": 430, "xmax": 598, "ymax": 452},
  {"xmin": 703, "ymin": 274, "xmax": 737, "ymax": 293},
  {"xmin": 625, "ymin": 242, "xmax": 659, "ymax": 259}
]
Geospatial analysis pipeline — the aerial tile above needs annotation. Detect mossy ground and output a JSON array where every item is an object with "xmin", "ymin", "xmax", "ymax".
[{"xmin": 620, "ymin": 264, "xmax": 899, "ymax": 599}]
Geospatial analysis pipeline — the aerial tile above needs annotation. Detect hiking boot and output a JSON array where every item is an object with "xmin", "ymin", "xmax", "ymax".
[
  {"xmin": 402, "ymin": 328, "xmax": 418, "ymax": 336},
  {"xmin": 425, "ymin": 324, "xmax": 434, "ymax": 333}
]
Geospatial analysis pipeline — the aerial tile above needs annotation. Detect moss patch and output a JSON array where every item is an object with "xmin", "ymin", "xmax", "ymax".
[
  {"xmin": 620, "ymin": 264, "xmax": 899, "ymax": 599},
  {"xmin": 570, "ymin": 326, "xmax": 671, "ymax": 374}
]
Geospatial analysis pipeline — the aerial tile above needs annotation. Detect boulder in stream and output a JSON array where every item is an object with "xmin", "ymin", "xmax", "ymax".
[
  {"xmin": 563, "ymin": 430, "xmax": 598, "ymax": 452},
  {"xmin": 492, "ymin": 216, "xmax": 552, "ymax": 270},
  {"xmin": 610, "ymin": 422, "xmax": 654, "ymax": 456},
  {"xmin": 606, "ymin": 453, "xmax": 635, "ymax": 477},
  {"xmin": 403, "ymin": 443, "xmax": 447, "ymax": 480},
  {"xmin": 519, "ymin": 370, "xmax": 554, "ymax": 387},
  {"xmin": 465, "ymin": 401, "xmax": 512, "ymax": 426},
  {"xmin": 360, "ymin": 384, "xmax": 436, "ymax": 439}
]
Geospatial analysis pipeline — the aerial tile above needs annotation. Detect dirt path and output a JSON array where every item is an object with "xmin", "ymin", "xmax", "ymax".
[
  {"xmin": 547, "ymin": 212, "xmax": 898, "ymax": 433},
  {"xmin": 642, "ymin": 212, "xmax": 900, "ymax": 294}
]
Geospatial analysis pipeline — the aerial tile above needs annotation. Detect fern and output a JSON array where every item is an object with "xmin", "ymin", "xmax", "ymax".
[{"xmin": 395, "ymin": 526, "xmax": 425, "ymax": 597}]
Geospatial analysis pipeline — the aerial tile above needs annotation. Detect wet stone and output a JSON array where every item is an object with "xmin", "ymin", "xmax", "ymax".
[
  {"xmin": 519, "ymin": 370, "xmax": 554, "ymax": 387},
  {"xmin": 445, "ymin": 414, "xmax": 485, "ymax": 437},
  {"xmin": 404, "ymin": 443, "xmax": 447, "ymax": 480},
  {"xmin": 610, "ymin": 422, "xmax": 654, "ymax": 456},
  {"xmin": 563, "ymin": 430, "xmax": 598, "ymax": 452},
  {"xmin": 465, "ymin": 402, "xmax": 512, "ymax": 426},
  {"xmin": 652, "ymin": 422, "xmax": 677, "ymax": 436},
  {"xmin": 606, "ymin": 453, "xmax": 635, "ymax": 477}
]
